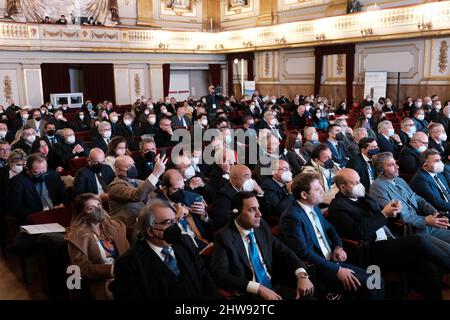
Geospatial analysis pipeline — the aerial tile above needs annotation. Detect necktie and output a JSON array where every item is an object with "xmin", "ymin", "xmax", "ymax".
[
  {"xmin": 161, "ymin": 247, "xmax": 180, "ymax": 279},
  {"xmin": 311, "ymin": 210, "xmax": 332, "ymax": 254},
  {"xmin": 367, "ymin": 161, "xmax": 375, "ymax": 180},
  {"xmin": 434, "ymin": 175, "xmax": 449, "ymax": 202},
  {"xmin": 247, "ymin": 231, "xmax": 272, "ymax": 289},
  {"xmin": 180, "ymin": 216, "xmax": 188, "ymax": 231},
  {"xmin": 96, "ymin": 173, "xmax": 108, "ymax": 192},
  {"xmin": 382, "ymin": 226, "xmax": 396, "ymax": 240},
  {"xmin": 51, "ymin": 137, "xmax": 57, "ymax": 145}
]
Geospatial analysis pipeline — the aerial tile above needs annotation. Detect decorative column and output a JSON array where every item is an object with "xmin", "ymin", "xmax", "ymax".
[{"xmin": 137, "ymin": 0, "xmax": 156, "ymax": 26}]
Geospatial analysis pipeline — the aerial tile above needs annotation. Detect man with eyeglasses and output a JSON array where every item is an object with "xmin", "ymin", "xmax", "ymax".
[
  {"xmin": 399, "ymin": 132, "xmax": 429, "ymax": 175},
  {"xmin": 0, "ymin": 141, "xmax": 10, "ymax": 168},
  {"xmin": 398, "ymin": 118, "xmax": 416, "ymax": 146},
  {"xmin": 108, "ymin": 154, "xmax": 167, "ymax": 228},
  {"xmin": 112, "ymin": 199, "xmax": 217, "ymax": 300},
  {"xmin": 0, "ymin": 122, "xmax": 13, "ymax": 143}
]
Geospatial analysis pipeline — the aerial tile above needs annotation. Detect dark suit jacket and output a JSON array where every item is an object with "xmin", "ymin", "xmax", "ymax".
[
  {"xmin": 42, "ymin": 134, "xmax": 62, "ymax": 150},
  {"xmin": 133, "ymin": 153, "xmax": 153, "ymax": 180},
  {"xmin": 112, "ymin": 236, "xmax": 217, "ymax": 300},
  {"xmin": 409, "ymin": 169, "xmax": 450, "ymax": 212},
  {"xmin": 11, "ymin": 138, "xmax": 32, "ymax": 155},
  {"xmin": 285, "ymin": 150, "xmax": 309, "ymax": 176},
  {"xmin": 154, "ymin": 130, "xmax": 178, "ymax": 148},
  {"xmin": 434, "ymin": 113, "xmax": 450, "ymax": 137},
  {"xmin": 289, "ymin": 113, "xmax": 307, "ymax": 129},
  {"xmin": 328, "ymin": 192, "xmax": 391, "ymax": 243},
  {"xmin": 262, "ymin": 178, "xmax": 294, "ymax": 219},
  {"xmin": 398, "ymin": 144, "xmax": 421, "ymax": 175},
  {"xmin": 171, "ymin": 115, "xmax": 191, "ymax": 128},
  {"xmin": 210, "ymin": 219, "xmax": 306, "ymax": 292},
  {"xmin": 0, "ymin": 130, "xmax": 14, "ymax": 143},
  {"xmin": 55, "ymin": 139, "xmax": 90, "ymax": 166},
  {"xmin": 0, "ymin": 166, "xmax": 10, "ymax": 214},
  {"xmin": 412, "ymin": 118, "xmax": 429, "ymax": 133},
  {"xmin": 347, "ymin": 141, "xmax": 360, "ymax": 159},
  {"xmin": 244, "ymin": 107, "xmax": 262, "ymax": 120},
  {"xmin": 9, "ymin": 170, "xmax": 68, "ymax": 225},
  {"xmin": 347, "ymin": 153, "xmax": 376, "ymax": 191},
  {"xmin": 91, "ymin": 135, "xmax": 109, "ymax": 154},
  {"xmin": 398, "ymin": 130, "xmax": 411, "ymax": 147},
  {"xmin": 72, "ymin": 165, "xmax": 115, "ymax": 198},
  {"xmin": 377, "ymin": 134, "xmax": 400, "ymax": 159},
  {"xmin": 326, "ymin": 140, "xmax": 349, "ymax": 167},
  {"xmin": 279, "ymin": 200, "xmax": 342, "ymax": 280},
  {"xmin": 138, "ymin": 122, "xmax": 158, "ymax": 135},
  {"xmin": 429, "ymin": 138, "xmax": 445, "ymax": 158},
  {"xmin": 212, "ymin": 182, "xmax": 238, "ymax": 231}
]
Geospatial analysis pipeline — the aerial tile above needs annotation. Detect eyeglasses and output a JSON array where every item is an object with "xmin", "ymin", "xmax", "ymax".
[
  {"xmin": 0, "ymin": 148, "xmax": 10, "ymax": 152},
  {"xmin": 154, "ymin": 219, "xmax": 177, "ymax": 226}
]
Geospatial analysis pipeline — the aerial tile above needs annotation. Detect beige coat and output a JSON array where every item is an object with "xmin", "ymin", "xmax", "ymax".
[{"xmin": 302, "ymin": 160, "xmax": 339, "ymax": 205}]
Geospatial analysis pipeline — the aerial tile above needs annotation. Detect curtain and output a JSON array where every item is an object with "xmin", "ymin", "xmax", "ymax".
[
  {"xmin": 162, "ymin": 63, "xmax": 170, "ymax": 98},
  {"xmin": 41, "ymin": 63, "xmax": 70, "ymax": 103},
  {"xmin": 226, "ymin": 52, "xmax": 255, "ymax": 96},
  {"xmin": 314, "ymin": 44, "xmax": 355, "ymax": 105},
  {"xmin": 82, "ymin": 64, "xmax": 115, "ymax": 105},
  {"xmin": 208, "ymin": 64, "xmax": 221, "ymax": 87}
]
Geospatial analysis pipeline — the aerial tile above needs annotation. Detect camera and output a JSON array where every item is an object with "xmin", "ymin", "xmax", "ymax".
[{"xmin": 214, "ymin": 85, "xmax": 222, "ymax": 95}]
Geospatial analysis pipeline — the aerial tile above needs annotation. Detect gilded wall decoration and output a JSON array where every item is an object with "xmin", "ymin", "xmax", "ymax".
[
  {"xmin": 438, "ymin": 40, "xmax": 448, "ymax": 74},
  {"xmin": 134, "ymin": 73, "xmax": 141, "ymax": 97},
  {"xmin": 336, "ymin": 54, "xmax": 344, "ymax": 75},
  {"xmin": 3, "ymin": 76, "xmax": 13, "ymax": 101}
]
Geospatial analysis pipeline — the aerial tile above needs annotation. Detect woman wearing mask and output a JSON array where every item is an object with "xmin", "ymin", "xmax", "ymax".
[
  {"xmin": 284, "ymin": 130, "xmax": 310, "ymax": 176},
  {"xmin": 104, "ymin": 137, "xmax": 130, "ymax": 169},
  {"xmin": 139, "ymin": 112, "xmax": 158, "ymax": 135},
  {"xmin": 312, "ymin": 107, "xmax": 329, "ymax": 131},
  {"xmin": 73, "ymin": 110, "xmax": 91, "ymax": 132},
  {"xmin": 30, "ymin": 138, "xmax": 64, "ymax": 172},
  {"xmin": 65, "ymin": 193, "xmax": 129, "ymax": 300}
]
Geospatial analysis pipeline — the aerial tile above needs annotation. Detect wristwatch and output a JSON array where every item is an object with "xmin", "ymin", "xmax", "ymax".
[{"xmin": 298, "ymin": 272, "xmax": 309, "ymax": 279}]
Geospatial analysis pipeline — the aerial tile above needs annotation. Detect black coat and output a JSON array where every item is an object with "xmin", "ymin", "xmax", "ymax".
[
  {"xmin": 154, "ymin": 130, "xmax": 178, "ymax": 148},
  {"xmin": 262, "ymin": 178, "xmax": 294, "ymax": 219},
  {"xmin": 133, "ymin": 153, "xmax": 153, "ymax": 181},
  {"xmin": 11, "ymin": 138, "xmax": 33, "ymax": 155},
  {"xmin": 398, "ymin": 130, "xmax": 411, "ymax": 147},
  {"xmin": 55, "ymin": 139, "xmax": 90, "ymax": 166},
  {"xmin": 210, "ymin": 219, "xmax": 306, "ymax": 293},
  {"xmin": 8, "ymin": 170, "xmax": 68, "ymax": 225},
  {"xmin": 429, "ymin": 138, "xmax": 445, "ymax": 158},
  {"xmin": 212, "ymin": 182, "xmax": 238, "ymax": 231},
  {"xmin": 398, "ymin": 145, "xmax": 421, "ymax": 175},
  {"xmin": 289, "ymin": 113, "xmax": 307, "ymax": 129},
  {"xmin": 91, "ymin": 135, "xmax": 109, "ymax": 154},
  {"xmin": 112, "ymin": 236, "xmax": 217, "ymax": 300},
  {"xmin": 377, "ymin": 134, "xmax": 400, "ymax": 159},
  {"xmin": 285, "ymin": 150, "xmax": 309, "ymax": 176},
  {"xmin": 347, "ymin": 154, "xmax": 376, "ymax": 192},
  {"xmin": 72, "ymin": 165, "xmax": 115, "ymax": 198}
]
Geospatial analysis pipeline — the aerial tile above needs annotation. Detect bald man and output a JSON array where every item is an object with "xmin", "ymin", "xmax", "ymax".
[
  {"xmin": 329, "ymin": 168, "xmax": 450, "ymax": 300},
  {"xmin": 108, "ymin": 154, "xmax": 167, "ymax": 227},
  {"xmin": 55, "ymin": 127, "xmax": 90, "ymax": 166},
  {"xmin": 72, "ymin": 148, "xmax": 115, "ymax": 198},
  {"xmin": 398, "ymin": 131, "xmax": 429, "ymax": 175},
  {"xmin": 212, "ymin": 164, "xmax": 265, "ymax": 230}
]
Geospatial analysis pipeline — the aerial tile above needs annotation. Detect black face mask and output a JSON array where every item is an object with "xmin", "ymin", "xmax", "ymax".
[
  {"xmin": 294, "ymin": 140, "xmax": 302, "ymax": 149},
  {"xmin": 144, "ymin": 151, "xmax": 156, "ymax": 163},
  {"xmin": 34, "ymin": 117, "xmax": 42, "ymax": 122},
  {"xmin": 47, "ymin": 129, "xmax": 55, "ymax": 136},
  {"xmin": 91, "ymin": 163, "xmax": 102, "ymax": 174},
  {"xmin": 168, "ymin": 189, "xmax": 184, "ymax": 204},
  {"xmin": 163, "ymin": 223, "xmax": 182, "ymax": 244},
  {"xmin": 335, "ymin": 132, "xmax": 344, "ymax": 141},
  {"xmin": 126, "ymin": 166, "xmax": 138, "ymax": 179},
  {"xmin": 32, "ymin": 172, "xmax": 48, "ymax": 183},
  {"xmin": 323, "ymin": 159, "xmax": 334, "ymax": 169}
]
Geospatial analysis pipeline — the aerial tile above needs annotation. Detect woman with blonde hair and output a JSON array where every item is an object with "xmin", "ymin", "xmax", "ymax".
[{"xmin": 65, "ymin": 193, "xmax": 129, "ymax": 299}]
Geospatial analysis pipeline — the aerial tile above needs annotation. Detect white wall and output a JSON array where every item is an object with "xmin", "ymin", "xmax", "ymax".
[
  {"xmin": 0, "ymin": 67, "xmax": 20, "ymax": 106},
  {"xmin": 118, "ymin": 0, "xmax": 137, "ymax": 26},
  {"xmin": 189, "ymin": 70, "xmax": 208, "ymax": 99}
]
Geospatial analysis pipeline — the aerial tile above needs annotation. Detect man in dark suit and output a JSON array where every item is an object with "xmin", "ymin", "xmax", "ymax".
[
  {"xmin": 55, "ymin": 128, "xmax": 89, "ymax": 167},
  {"xmin": 329, "ymin": 168, "xmax": 450, "ymax": 300},
  {"xmin": 171, "ymin": 105, "xmax": 191, "ymax": 129},
  {"xmin": 205, "ymin": 85, "xmax": 223, "ymax": 117},
  {"xmin": 326, "ymin": 124, "xmax": 349, "ymax": 167},
  {"xmin": 133, "ymin": 138, "xmax": 157, "ymax": 180},
  {"xmin": 211, "ymin": 191, "xmax": 314, "ymax": 300},
  {"xmin": 213, "ymin": 164, "xmax": 265, "ymax": 231},
  {"xmin": 410, "ymin": 149, "xmax": 450, "ymax": 214},
  {"xmin": 9, "ymin": 154, "xmax": 68, "ymax": 225},
  {"xmin": 0, "ymin": 141, "xmax": 10, "ymax": 168},
  {"xmin": 91, "ymin": 121, "xmax": 112, "ymax": 154},
  {"xmin": 244, "ymin": 101, "xmax": 263, "ymax": 121},
  {"xmin": 289, "ymin": 105, "xmax": 307, "ymax": 130},
  {"xmin": 115, "ymin": 113, "xmax": 139, "ymax": 151},
  {"xmin": 347, "ymin": 137, "xmax": 379, "ymax": 191},
  {"xmin": 154, "ymin": 117, "xmax": 178, "ymax": 148},
  {"xmin": 112, "ymin": 199, "xmax": 217, "ymax": 300},
  {"xmin": 72, "ymin": 148, "xmax": 115, "ymax": 199},
  {"xmin": 376, "ymin": 120, "xmax": 402, "ymax": 159},
  {"xmin": 434, "ymin": 106, "xmax": 450, "ymax": 139},
  {"xmin": 257, "ymin": 112, "xmax": 285, "ymax": 141},
  {"xmin": 398, "ymin": 118, "xmax": 415, "ymax": 146},
  {"xmin": 0, "ymin": 122, "xmax": 14, "ymax": 143},
  {"xmin": 279, "ymin": 172, "xmax": 384, "ymax": 300},
  {"xmin": 262, "ymin": 159, "xmax": 294, "ymax": 220},
  {"xmin": 347, "ymin": 0, "xmax": 361, "ymax": 13},
  {"xmin": 428, "ymin": 123, "xmax": 447, "ymax": 158},
  {"xmin": 11, "ymin": 125, "xmax": 36, "ymax": 155},
  {"xmin": 398, "ymin": 132, "xmax": 428, "ymax": 175},
  {"xmin": 42, "ymin": 122, "xmax": 61, "ymax": 150},
  {"xmin": 412, "ymin": 108, "xmax": 429, "ymax": 133}
]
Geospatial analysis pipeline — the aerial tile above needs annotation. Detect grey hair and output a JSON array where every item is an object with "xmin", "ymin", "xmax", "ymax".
[
  {"xmin": 137, "ymin": 199, "xmax": 172, "ymax": 238},
  {"xmin": 334, "ymin": 118, "xmax": 347, "ymax": 126},
  {"xmin": 377, "ymin": 120, "xmax": 392, "ymax": 134},
  {"xmin": 98, "ymin": 121, "xmax": 111, "ymax": 131},
  {"xmin": 401, "ymin": 117, "xmax": 413, "ymax": 126},
  {"xmin": 353, "ymin": 127, "xmax": 367, "ymax": 138},
  {"xmin": 372, "ymin": 152, "xmax": 394, "ymax": 172}
]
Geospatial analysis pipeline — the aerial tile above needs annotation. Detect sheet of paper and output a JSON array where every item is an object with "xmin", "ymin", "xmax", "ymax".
[{"xmin": 20, "ymin": 223, "xmax": 66, "ymax": 235}]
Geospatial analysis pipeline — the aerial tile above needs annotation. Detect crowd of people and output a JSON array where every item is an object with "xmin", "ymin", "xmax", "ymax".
[{"xmin": 0, "ymin": 86, "xmax": 450, "ymax": 300}]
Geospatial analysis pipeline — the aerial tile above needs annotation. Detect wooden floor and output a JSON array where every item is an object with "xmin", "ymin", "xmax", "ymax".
[{"xmin": 0, "ymin": 255, "xmax": 449, "ymax": 300}]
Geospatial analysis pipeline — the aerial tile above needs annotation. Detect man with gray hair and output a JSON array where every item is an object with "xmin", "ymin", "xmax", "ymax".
[
  {"xmin": 398, "ymin": 118, "xmax": 416, "ymax": 146},
  {"xmin": 112, "ymin": 199, "xmax": 217, "ymax": 300},
  {"xmin": 376, "ymin": 120, "xmax": 402, "ymax": 159},
  {"xmin": 348, "ymin": 127, "xmax": 367, "ymax": 158},
  {"xmin": 92, "ymin": 121, "xmax": 112, "ymax": 153},
  {"xmin": 370, "ymin": 152, "xmax": 450, "ymax": 244},
  {"xmin": 433, "ymin": 105, "xmax": 450, "ymax": 139}
]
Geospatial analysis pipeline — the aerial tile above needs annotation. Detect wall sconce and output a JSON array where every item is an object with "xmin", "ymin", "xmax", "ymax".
[
  {"xmin": 275, "ymin": 37, "xmax": 287, "ymax": 45},
  {"xmin": 360, "ymin": 27, "xmax": 373, "ymax": 36},
  {"xmin": 315, "ymin": 33, "xmax": 326, "ymax": 41},
  {"xmin": 158, "ymin": 42, "xmax": 169, "ymax": 49},
  {"xmin": 417, "ymin": 21, "xmax": 432, "ymax": 31}
]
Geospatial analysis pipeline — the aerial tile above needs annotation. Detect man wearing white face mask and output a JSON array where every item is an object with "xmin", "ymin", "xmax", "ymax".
[
  {"xmin": 262, "ymin": 160, "xmax": 294, "ymax": 219},
  {"xmin": 303, "ymin": 126, "xmax": 320, "ymax": 155},
  {"xmin": 139, "ymin": 112, "xmax": 158, "ymax": 135},
  {"xmin": 398, "ymin": 118, "xmax": 416, "ymax": 146},
  {"xmin": 213, "ymin": 164, "xmax": 265, "ymax": 230},
  {"xmin": 428, "ymin": 123, "xmax": 447, "ymax": 158},
  {"xmin": 398, "ymin": 132, "xmax": 429, "ymax": 175},
  {"xmin": 55, "ymin": 128, "xmax": 89, "ymax": 166},
  {"xmin": 412, "ymin": 108, "xmax": 429, "ymax": 133},
  {"xmin": 410, "ymin": 149, "xmax": 450, "ymax": 214},
  {"xmin": 11, "ymin": 125, "xmax": 36, "ymax": 155},
  {"xmin": 429, "ymin": 100, "xmax": 442, "ymax": 122},
  {"xmin": 376, "ymin": 120, "xmax": 402, "ymax": 159},
  {"xmin": 92, "ymin": 121, "xmax": 112, "ymax": 153}
]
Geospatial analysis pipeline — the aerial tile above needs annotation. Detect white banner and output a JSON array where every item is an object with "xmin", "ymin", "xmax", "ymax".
[{"xmin": 363, "ymin": 72, "xmax": 387, "ymax": 104}]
